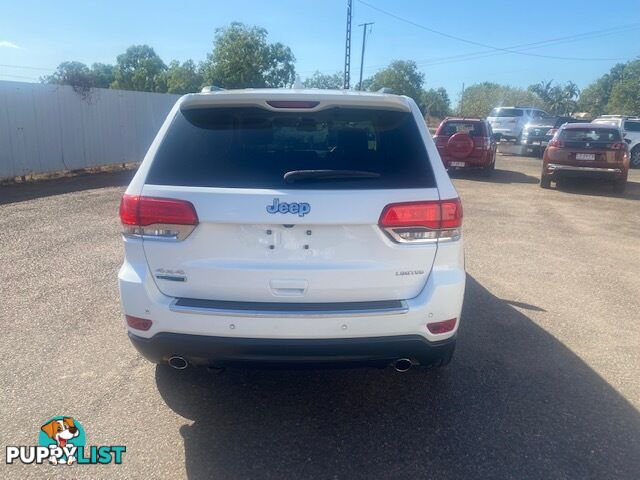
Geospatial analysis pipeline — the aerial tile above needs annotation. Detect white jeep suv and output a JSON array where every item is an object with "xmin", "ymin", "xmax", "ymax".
[
  {"xmin": 487, "ymin": 106, "xmax": 548, "ymax": 143},
  {"xmin": 118, "ymin": 89, "xmax": 465, "ymax": 372},
  {"xmin": 592, "ymin": 115, "xmax": 640, "ymax": 168}
]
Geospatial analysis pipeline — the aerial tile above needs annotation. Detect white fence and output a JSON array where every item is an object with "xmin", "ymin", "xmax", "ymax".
[{"xmin": 0, "ymin": 81, "xmax": 180, "ymax": 178}]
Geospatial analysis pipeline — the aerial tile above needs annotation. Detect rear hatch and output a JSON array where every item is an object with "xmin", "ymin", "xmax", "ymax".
[
  {"xmin": 487, "ymin": 107, "xmax": 523, "ymax": 129},
  {"xmin": 139, "ymin": 100, "xmax": 441, "ymax": 303},
  {"xmin": 554, "ymin": 127, "xmax": 626, "ymax": 165}
]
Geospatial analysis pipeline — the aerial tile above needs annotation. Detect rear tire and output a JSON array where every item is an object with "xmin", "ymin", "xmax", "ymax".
[
  {"xmin": 613, "ymin": 179, "xmax": 627, "ymax": 193},
  {"xmin": 540, "ymin": 176, "xmax": 551, "ymax": 188},
  {"xmin": 630, "ymin": 147, "xmax": 640, "ymax": 169}
]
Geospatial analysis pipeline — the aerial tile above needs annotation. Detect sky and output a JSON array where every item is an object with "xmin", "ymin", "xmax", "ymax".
[{"xmin": 1, "ymin": 0, "xmax": 639, "ymax": 103}]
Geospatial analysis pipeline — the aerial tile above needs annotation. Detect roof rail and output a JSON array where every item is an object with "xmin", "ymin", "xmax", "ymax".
[{"xmin": 200, "ymin": 86, "xmax": 226, "ymax": 93}]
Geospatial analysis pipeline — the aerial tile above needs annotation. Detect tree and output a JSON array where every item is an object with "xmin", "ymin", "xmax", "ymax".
[
  {"xmin": 365, "ymin": 60, "xmax": 424, "ymax": 102},
  {"xmin": 528, "ymin": 80, "xmax": 579, "ymax": 115},
  {"xmin": 459, "ymin": 82, "xmax": 544, "ymax": 117},
  {"xmin": 421, "ymin": 88, "xmax": 450, "ymax": 118},
  {"xmin": 90, "ymin": 63, "xmax": 115, "ymax": 89},
  {"xmin": 42, "ymin": 61, "xmax": 95, "ymax": 95},
  {"xmin": 201, "ymin": 22, "xmax": 296, "ymax": 89},
  {"xmin": 111, "ymin": 45, "xmax": 167, "ymax": 92},
  {"xmin": 161, "ymin": 60, "xmax": 203, "ymax": 94},
  {"xmin": 577, "ymin": 62, "xmax": 633, "ymax": 116},
  {"xmin": 587, "ymin": 60, "xmax": 640, "ymax": 116},
  {"xmin": 303, "ymin": 71, "xmax": 343, "ymax": 89}
]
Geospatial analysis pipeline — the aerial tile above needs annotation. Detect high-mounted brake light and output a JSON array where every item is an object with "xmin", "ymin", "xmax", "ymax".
[
  {"xmin": 379, "ymin": 199, "xmax": 462, "ymax": 243},
  {"xmin": 266, "ymin": 100, "xmax": 320, "ymax": 109},
  {"xmin": 119, "ymin": 195, "xmax": 198, "ymax": 241}
]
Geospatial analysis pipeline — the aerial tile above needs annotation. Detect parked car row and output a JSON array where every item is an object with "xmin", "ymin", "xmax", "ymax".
[{"xmin": 434, "ymin": 110, "xmax": 637, "ymax": 194}]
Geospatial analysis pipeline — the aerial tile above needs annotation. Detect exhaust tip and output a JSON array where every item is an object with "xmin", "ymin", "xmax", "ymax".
[
  {"xmin": 168, "ymin": 355, "xmax": 188, "ymax": 370},
  {"xmin": 394, "ymin": 358, "xmax": 412, "ymax": 372}
]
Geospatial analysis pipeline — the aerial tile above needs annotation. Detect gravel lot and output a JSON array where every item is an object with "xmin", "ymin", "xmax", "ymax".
[{"xmin": 1, "ymin": 155, "xmax": 639, "ymax": 479}]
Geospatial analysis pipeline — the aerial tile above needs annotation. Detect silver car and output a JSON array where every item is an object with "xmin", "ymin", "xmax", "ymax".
[{"xmin": 487, "ymin": 107, "xmax": 548, "ymax": 143}]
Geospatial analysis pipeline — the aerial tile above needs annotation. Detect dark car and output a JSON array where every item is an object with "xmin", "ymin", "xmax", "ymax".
[
  {"xmin": 541, "ymin": 123, "xmax": 629, "ymax": 193},
  {"xmin": 522, "ymin": 116, "xmax": 581, "ymax": 156},
  {"xmin": 433, "ymin": 118, "xmax": 497, "ymax": 175}
]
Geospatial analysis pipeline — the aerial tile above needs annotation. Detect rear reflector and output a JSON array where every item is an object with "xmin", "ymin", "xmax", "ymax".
[
  {"xmin": 120, "ymin": 195, "xmax": 198, "ymax": 241},
  {"xmin": 427, "ymin": 318, "xmax": 457, "ymax": 334},
  {"xmin": 125, "ymin": 315, "xmax": 152, "ymax": 331},
  {"xmin": 379, "ymin": 199, "xmax": 463, "ymax": 243},
  {"xmin": 266, "ymin": 100, "xmax": 320, "ymax": 109}
]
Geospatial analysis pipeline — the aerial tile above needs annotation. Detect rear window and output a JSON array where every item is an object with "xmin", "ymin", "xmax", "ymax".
[
  {"xmin": 147, "ymin": 107, "xmax": 435, "ymax": 189},
  {"xmin": 489, "ymin": 108, "xmax": 523, "ymax": 117},
  {"xmin": 439, "ymin": 121, "xmax": 486, "ymax": 137},
  {"xmin": 559, "ymin": 128, "xmax": 621, "ymax": 142}
]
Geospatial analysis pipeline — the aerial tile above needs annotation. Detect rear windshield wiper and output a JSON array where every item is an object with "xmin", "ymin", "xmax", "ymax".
[{"xmin": 284, "ymin": 169, "xmax": 381, "ymax": 184}]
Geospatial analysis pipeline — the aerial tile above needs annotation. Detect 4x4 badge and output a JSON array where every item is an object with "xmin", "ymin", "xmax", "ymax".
[{"xmin": 266, "ymin": 198, "xmax": 311, "ymax": 217}]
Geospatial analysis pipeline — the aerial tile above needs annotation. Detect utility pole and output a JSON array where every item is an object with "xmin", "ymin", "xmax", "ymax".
[
  {"xmin": 358, "ymin": 22, "xmax": 374, "ymax": 90},
  {"xmin": 459, "ymin": 82, "xmax": 465, "ymax": 115},
  {"xmin": 343, "ymin": 0, "xmax": 352, "ymax": 89}
]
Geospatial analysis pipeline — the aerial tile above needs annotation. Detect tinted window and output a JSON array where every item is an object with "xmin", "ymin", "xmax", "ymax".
[
  {"xmin": 529, "ymin": 116, "xmax": 558, "ymax": 127},
  {"xmin": 439, "ymin": 121, "xmax": 486, "ymax": 137},
  {"xmin": 489, "ymin": 108, "xmax": 523, "ymax": 117},
  {"xmin": 147, "ymin": 107, "xmax": 435, "ymax": 189},
  {"xmin": 624, "ymin": 121, "xmax": 640, "ymax": 132},
  {"xmin": 559, "ymin": 128, "xmax": 621, "ymax": 142}
]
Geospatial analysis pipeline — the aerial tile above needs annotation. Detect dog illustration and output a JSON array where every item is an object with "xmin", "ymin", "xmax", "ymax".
[{"xmin": 41, "ymin": 417, "xmax": 79, "ymax": 464}]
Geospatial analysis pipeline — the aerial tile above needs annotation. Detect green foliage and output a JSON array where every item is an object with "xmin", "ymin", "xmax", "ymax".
[
  {"xmin": 421, "ymin": 87, "xmax": 450, "ymax": 118},
  {"xmin": 302, "ymin": 71, "xmax": 343, "ymax": 89},
  {"xmin": 459, "ymin": 82, "xmax": 544, "ymax": 117},
  {"xmin": 161, "ymin": 60, "xmax": 204, "ymax": 94},
  {"xmin": 42, "ymin": 61, "xmax": 95, "ymax": 95},
  {"xmin": 528, "ymin": 80, "xmax": 579, "ymax": 115},
  {"xmin": 578, "ymin": 60, "xmax": 640, "ymax": 116},
  {"xmin": 201, "ymin": 22, "xmax": 296, "ymax": 89},
  {"xmin": 365, "ymin": 60, "xmax": 424, "ymax": 102},
  {"xmin": 111, "ymin": 45, "xmax": 167, "ymax": 92},
  {"xmin": 90, "ymin": 63, "xmax": 115, "ymax": 89}
]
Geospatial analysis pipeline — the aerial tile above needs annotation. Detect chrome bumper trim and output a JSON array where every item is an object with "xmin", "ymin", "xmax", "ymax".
[
  {"xmin": 169, "ymin": 298, "xmax": 410, "ymax": 318},
  {"xmin": 547, "ymin": 164, "xmax": 622, "ymax": 173}
]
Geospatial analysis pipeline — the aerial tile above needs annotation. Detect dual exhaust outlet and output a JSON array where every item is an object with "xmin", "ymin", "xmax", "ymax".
[{"xmin": 167, "ymin": 355, "xmax": 414, "ymax": 372}]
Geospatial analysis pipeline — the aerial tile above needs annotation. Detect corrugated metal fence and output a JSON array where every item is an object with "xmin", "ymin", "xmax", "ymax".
[{"xmin": 0, "ymin": 80, "xmax": 180, "ymax": 178}]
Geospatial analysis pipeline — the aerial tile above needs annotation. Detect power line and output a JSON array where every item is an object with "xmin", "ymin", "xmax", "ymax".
[
  {"xmin": 357, "ymin": 0, "xmax": 635, "ymax": 62},
  {"xmin": 360, "ymin": 23, "xmax": 639, "ymax": 73}
]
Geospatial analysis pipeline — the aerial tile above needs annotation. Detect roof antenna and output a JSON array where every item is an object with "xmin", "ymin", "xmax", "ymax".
[{"xmin": 293, "ymin": 75, "xmax": 303, "ymax": 89}]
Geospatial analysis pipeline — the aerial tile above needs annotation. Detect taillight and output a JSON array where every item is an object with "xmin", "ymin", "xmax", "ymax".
[
  {"xmin": 606, "ymin": 142, "xmax": 627, "ymax": 150},
  {"xmin": 474, "ymin": 138, "xmax": 490, "ymax": 150},
  {"xmin": 548, "ymin": 138, "xmax": 564, "ymax": 148},
  {"xmin": 433, "ymin": 135, "xmax": 448, "ymax": 147},
  {"xmin": 379, "ymin": 199, "xmax": 462, "ymax": 243},
  {"xmin": 546, "ymin": 128, "xmax": 557, "ymax": 136},
  {"xmin": 119, "ymin": 194, "xmax": 198, "ymax": 241},
  {"xmin": 427, "ymin": 318, "xmax": 457, "ymax": 334},
  {"xmin": 125, "ymin": 315, "xmax": 152, "ymax": 331}
]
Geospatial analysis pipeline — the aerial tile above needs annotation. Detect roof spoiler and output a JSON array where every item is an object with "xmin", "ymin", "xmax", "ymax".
[{"xmin": 377, "ymin": 87, "xmax": 395, "ymax": 94}]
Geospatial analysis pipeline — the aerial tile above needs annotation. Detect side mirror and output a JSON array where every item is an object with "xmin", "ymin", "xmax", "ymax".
[
  {"xmin": 624, "ymin": 138, "xmax": 632, "ymax": 144},
  {"xmin": 492, "ymin": 133, "xmax": 502, "ymax": 141}
]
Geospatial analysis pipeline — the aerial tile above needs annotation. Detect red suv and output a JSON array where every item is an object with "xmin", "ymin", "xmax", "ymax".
[{"xmin": 434, "ymin": 118, "xmax": 497, "ymax": 175}]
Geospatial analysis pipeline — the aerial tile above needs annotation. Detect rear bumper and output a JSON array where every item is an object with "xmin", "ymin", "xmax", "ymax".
[
  {"xmin": 128, "ymin": 331, "xmax": 457, "ymax": 367},
  {"xmin": 118, "ymin": 238, "xmax": 465, "ymax": 365},
  {"xmin": 546, "ymin": 164, "xmax": 625, "ymax": 179},
  {"xmin": 491, "ymin": 127, "xmax": 520, "ymax": 138}
]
